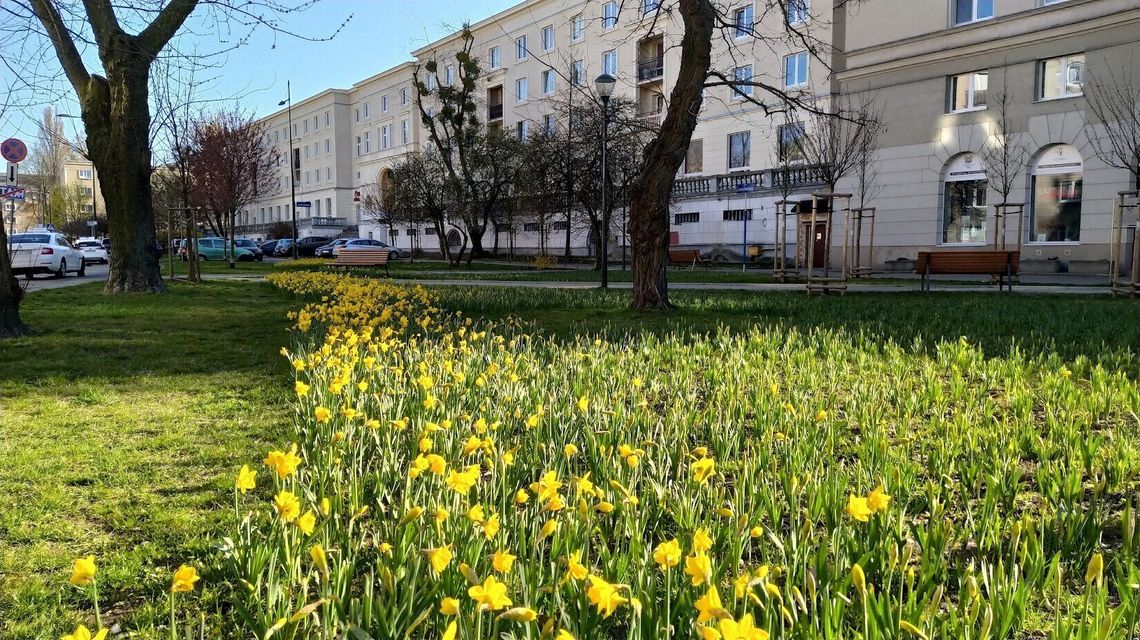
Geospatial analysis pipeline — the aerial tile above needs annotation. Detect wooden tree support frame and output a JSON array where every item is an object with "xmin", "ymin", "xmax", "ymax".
[
  {"xmin": 1109, "ymin": 190, "xmax": 1139, "ymax": 298},
  {"xmin": 991, "ymin": 202, "xmax": 1025, "ymax": 284},
  {"xmin": 772, "ymin": 200, "xmax": 798, "ymax": 283},
  {"xmin": 847, "ymin": 207, "xmax": 876, "ymax": 278},
  {"xmin": 805, "ymin": 192, "xmax": 853, "ymax": 295}
]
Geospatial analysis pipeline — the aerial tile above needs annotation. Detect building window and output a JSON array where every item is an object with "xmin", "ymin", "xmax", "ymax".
[
  {"xmin": 354, "ymin": 108, "xmax": 360, "ymax": 123},
  {"xmin": 401, "ymin": 120, "xmax": 410, "ymax": 144},
  {"xmin": 304, "ymin": 145, "xmax": 310, "ymax": 160},
  {"xmin": 644, "ymin": 0, "xmax": 660, "ymax": 13},
  {"xmin": 728, "ymin": 131, "xmax": 750, "ymax": 169},
  {"xmin": 325, "ymin": 111, "xmax": 330, "ymax": 127},
  {"xmin": 516, "ymin": 121, "xmax": 530, "ymax": 140},
  {"xmin": 735, "ymin": 5, "xmax": 754, "ymax": 38},
  {"xmin": 552, "ymin": 220, "xmax": 569, "ymax": 231},
  {"xmin": 571, "ymin": 60, "xmax": 585, "ymax": 86},
  {"xmin": 381, "ymin": 95, "xmax": 389, "ymax": 112},
  {"xmin": 953, "ymin": 0, "xmax": 993, "ymax": 25},
  {"xmin": 603, "ymin": 1, "xmax": 618, "ymax": 29},
  {"xmin": 732, "ymin": 65, "xmax": 753, "ymax": 98},
  {"xmin": 382, "ymin": 125, "xmax": 391, "ymax": 149},
  {"xmin": 355, "ymin": 135, "xmax": 362, "ymax": 157},
  {"xmin": 948, "ymin": 71, "xmax": 988, "ymax": 112},
  {"xmin": 777, "ymin": 122, "xmax": 805, "ymax": 162},
  {"xmin": 363, "ymin": 102, "xmax": 370, "ymax": 119},
  {"xmin": 424, "ymin": 227, "xmax": 436, "ymax": 235},
  {"xmin": 784, "ymin": 52, "xmax": 809, "ymax": 88},
  {"xmin": 571, "ymin": 14, "xmax": 585, "ymax": 41},
  {"xmin": 304, "ymin": 170, "xmax": 310, "ymax": 186},
  {"xmin": 78, "ymin": 169, "xmax": 92, "ymax": 180},
  {"xmin": 942, "ymin": 153, "xmax": 988, "ymax": 244},
  {"xmin": 363, "ymin": 131, "xmax": 371, "ymax": 154},
  {"xmin": 325, "ymin": 139, "xmax": 331, "ymax": 153},
  {"xmin": 326, "ymin": 167, "xmax": 331, "ymax": 180},
  {"xmin": 274, "ymin": 130, "xmax": 279, "ymax": 145},
  {"xmin": 542, "ymin": 70, "xmax": 556, "ymax": 94},
  {"xmin": 401, "ymin": 88, "xmax": 410, "ymax": 105},
  {"xmin": 517, "ymin": 35, "xmax": 528, "ymax": 60},
  {"xmin": 542, "ymin": 25, "xmax": 555, "ymax": 51},
  {"xmin": 315, "ymin": 200, "xmax": 321, "ymax": 215},
  {"xmin": 445, "ymin": 65, "xmax": 455, "ymax": 85},
  {"xmin": 675, "ymin": 212, "xmax": 699, "ymax": 224},
  {"xmin": 787, "ymin": 0, "xmax": 810, "ymax": 24},
  {"xmin": 543, "ymin": 114, "xmax": 556, "ymax": 133},
  {"xmin": 523, "ymin": 222, "xmax": 540, "ymax": 232},
  {"xmin": 684, "ymin": 139, "xmax": 703, "ymax": 173},
  {"xmin": 303, "ymin": 119, "xmax": 309, "ymax": 134},
  {"xmin": 1030, "ymin": 144, "xmax": 1083, "ymax": 242},
  {"xmin": 426, "ymin": 74, "xmax": 437, "ymax": 91},
  {"xmin": 723, "ymin": 209, "xmax": 753, "ymax": 221},
  {"xmin": 314, "ymin": 115, "xmax": 320, "ymax": 131},
  {"xmin": 603, "ymin": 50, "xmax": 617, "ymax": 77},
  {"xmin": 1037, "ymin": 54, "xmax": 1084, "ymax": 101},
  {"xmin": 516, "ymin": 77, "xmax": 528, "ymax": 103}
]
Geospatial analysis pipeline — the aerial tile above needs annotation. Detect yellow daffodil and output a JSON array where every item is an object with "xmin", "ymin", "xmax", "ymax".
[
  {"xmin": 442, "ymin": 621, "xmax": 457, "ymax": 640},
  {"xmin": 653, "ymin": 539, "xmax": 682, "ymax": 569},
  {"xmin": 296, "ymin": 510, "xmax": 316, "ymax": 535},
  {"xmin": 446, "ymin": 466, "xmax": 480, "ymax": 494},
  {"xmin": 718, "ymin": 613, "xmax": 770, "ymax": 640},
  {"xmin": 263, "ymin": 445, "xmax": 303, "ymax": 478},
  {"xmin": 171, "ymin": 565, "xmax": 199, "ymax": 592},
  {"xmin": 515, "ymin": 489, "xmax": 530, "ymax": 504},
  {"xmin": 498, "ymin": 607, "xmax": 538, "ymax": 622},
  {"xmin": 483, "ymin": 513, "xmax": 501, "ymax": 539},
  {"xmin": 564, "ymin": 443, "xmax": 578, "ymax": 457},
  {"xmin": 691, "ymin": 457, "xmax": 716, "ymax": 484},
  {"xmin": 852, "ymin": 563, "xmax": 867, "ymax": 599},
  {"xmin": 1086, "ymin": 552, "xmax": 1104, "ymax": 586},
  {"xmin": 468, "ymin": 575, "xmax": 512, "ymax": 611},
  {"xmin": 845, "ymin": 495, "xmax": 872, "ymax": 522},
  {"xmin": 685, "ymin": 553, "xmax": 713, "ymax": 586},
  {"xmin": 695, "ymin": 585, "xmax": 726, "ymax": 623},
  {"xmin": 749, "ymin": 525, "xmax": 764, "ymax": 538},
  {"xmin": 61, "ymin": 625, "xmax": 108, "ymax": 640},
  {"xmin": 867, "ymin": 484, "xmax": 891, "ymax": 513},
  {"xmin": 693, "ymin": 527, "xmax": 714, "ymax": 553},
  {"xmin": 440, "ymin": 597, "xmax": 460, "ymax": 615},
  {"xmin": 539, "ymin": 518, "xmax": 558, "ymax": 541},
  {"xmin": 576, "ymin": 395, "xmax": 589, "ymax": 412},
  {"xmin": 427, "ymin": 545, "xmax": 453, "ymax": 574},
  {"xmin": 314, "ymin": 406, "xmax": 332, "ymax": 423},
  {"xmin": 492, "ymin": 550, "xmax": 516, "ymax": 573},
  {"xmin": 900, "ymin": 620, "xmax": 928, "ymax": 639},
  {"xmin": 566, "ymin": 550, "xmax": 589, "ymax": 581},
  {"xmin": 309, "ymin": 543, "xmax": 328, "ymax": 575},
  {"xmin": 69, "ymin": 555, "xmax": 97, "ymax": 586},
  {"xmin": 586, "ymin": 575, "xmax": 627, "ymax": 617},
  {"xmin": 235, "ymin": 465, "xmax": 257, "ymax": 493},
  {"xmin": 273, "ymin": 490, "xmax": 301, "ymax": 522}
]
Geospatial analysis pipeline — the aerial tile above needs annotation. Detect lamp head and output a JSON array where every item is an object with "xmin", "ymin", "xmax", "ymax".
[{"xmin": 594, "ymin": 74, "xmax": 616, "ymax": 100}]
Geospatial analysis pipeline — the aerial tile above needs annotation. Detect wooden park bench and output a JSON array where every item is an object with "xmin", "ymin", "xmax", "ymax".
[
  {"xmin": 669, "ymin": 249, "xmax": 707, "ymax": 269},
  {"xmin": 915, "ymin": 250, "xmax": 1019, "ymax": 292},
  {"xmin": 332, "ymin": 248, "xmax": 391, "ymax": 276}
]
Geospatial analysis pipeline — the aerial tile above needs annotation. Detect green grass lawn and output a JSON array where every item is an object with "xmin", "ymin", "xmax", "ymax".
[
  {"xmin": 1, "ymin": 280, "xmax": 1137, "ymax": 638},
  {"xmin": 0, "ymin": 281, "xmax": 295, "ymax": 639}
]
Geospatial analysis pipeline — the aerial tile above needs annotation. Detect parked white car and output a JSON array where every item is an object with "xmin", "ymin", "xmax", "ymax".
[
  {"xmin": 75, "ymin": 239, "xmax": 110, "ymax": 264},
  {"xmin": 9, "ymin": 231, "xmax": 86, "ymax": 279}
]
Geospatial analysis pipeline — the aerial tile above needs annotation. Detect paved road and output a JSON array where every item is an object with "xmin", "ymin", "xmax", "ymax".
[{"xmin": 22, "ymin": 263, "xmax": 108, "ymax": 292}]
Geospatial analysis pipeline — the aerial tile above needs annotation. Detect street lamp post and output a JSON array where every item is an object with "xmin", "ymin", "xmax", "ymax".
[
  {"xmin": 594, "ymin": 73, "xmax": 616, "ymax": 289},
  {"xmin": 279, "ymin": 82, "xmax": 299, "ymax": 259}
]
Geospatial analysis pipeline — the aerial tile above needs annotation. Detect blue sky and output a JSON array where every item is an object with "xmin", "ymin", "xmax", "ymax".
[{"xmin": 3, "ymin": 0, "xmax": 515, "ymax": 152}]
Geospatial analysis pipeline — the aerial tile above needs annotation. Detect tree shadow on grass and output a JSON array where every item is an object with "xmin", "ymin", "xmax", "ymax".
[{"xmin": 433, "ymin": 286, "xmax": 1140, "ymax": 369}]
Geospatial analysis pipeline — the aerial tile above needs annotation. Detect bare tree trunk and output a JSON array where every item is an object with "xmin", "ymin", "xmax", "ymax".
[
  {"xmin": 86, "ymin": 65, "xmax": 166, "ymax": 293},
  {"xmin": 628, "ymin": 0, "xmax": 712, "ymax": 310},
  {"xmin": 0, "ymin": 222, "xmax": 30, "ymax": 337}
]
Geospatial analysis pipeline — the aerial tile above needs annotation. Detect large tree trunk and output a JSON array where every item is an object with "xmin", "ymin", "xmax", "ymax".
[
  {"xmin": 0, "ymin": 223, "xmax": 30, "ymax": 338},
  {"xmin": 84, "ymin": 61, "xmax": 165, "ymax": 294},
  {"xmin": 627, "ymin": 0, "xmax": 713, "ymax": 310}
]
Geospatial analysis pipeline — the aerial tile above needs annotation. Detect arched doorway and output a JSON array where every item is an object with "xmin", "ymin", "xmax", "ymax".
[
  {"xmin": 1029, "ymin": 144, "xmax": 1083, "ymax": 243},
  {"xmin": 941, "ymin": 153, "xmax": 988, "ymax": 244},
  {"xmin": 378, "ymin": 168, "xmax": 395, "ymax": 212}
]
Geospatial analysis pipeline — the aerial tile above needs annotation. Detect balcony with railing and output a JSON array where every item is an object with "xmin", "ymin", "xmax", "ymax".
[
  {"xmin": 636, "ymin": 57, "xmax": 664, "ymax": 83},
  {"xmin": 488, "ymin": 103, "xmax": 504, "ymax": 121},
  {"xmin": 670, "ymin": 165, "xmax": 826, "ymax": 200},
  {"xmin": 311, "ymin": 217, "xmax": 348, "ymax": 227}
]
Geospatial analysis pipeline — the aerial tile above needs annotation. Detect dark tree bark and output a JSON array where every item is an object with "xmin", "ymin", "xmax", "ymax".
[
  {"xmin": 0, "ymin": 223, "xmax": 30, "ymax": 337},
  {"xmin": 31, "ymin": 0, "xmax": 199, "ymax": 293},
  {"xmin": 627, "ymin": 0, "xmax": 712, "ymax": 310}
]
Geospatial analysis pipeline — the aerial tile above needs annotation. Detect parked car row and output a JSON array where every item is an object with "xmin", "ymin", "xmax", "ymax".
[
  {"xmin": 8, "ymin": 231, "xmax": 87, "ymax": 278},
  {"xmin": 176, "ymin": 237, "xmax": 259, "ymax": 261}
]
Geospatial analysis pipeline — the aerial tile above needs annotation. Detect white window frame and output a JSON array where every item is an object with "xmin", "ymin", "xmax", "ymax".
[
  {"xmin": 401, "ymin": 88, "xmax": 410, "ymax": 105},
  {"xmin": 445, "ymin": 65, "xmax": 455, "ymax": 85},
  {"xmin": 571, "ymin": 14, "xmax": 585, "ymax": 41},
  {"xmin": 542, "ymin": 25, "xmax": 555, "ymax": 51},
  {"xmin": 1036, "ymin": 53, "xmax": 1084, "ymax": 101},
  {"xmin": 728, "ymin": 131, "xmax": 751, "ymax": 170},
  {"xmin": 517, "ymin": 35, "xmax": 528, "ymax": 61},
  {"xmin": 324, "ymin": 111, "xmax": 330, "ymax": 127},
  {"xmin": 603, "ymin": 1, "xmax": 618, "ymax": 29},
  {"xmin": 572, "ymin": 60, "xmax": 585, "ymax": 86},
  {"xmin": 489, "ymin": 46, "xmax": 501, "ymax": 70},
  {"xmin": 363, "ymin": 131, "xmax": 370, "ymax": 154},
  {"xmin": 735, "ymin": 5, "xmax": 754, "ymax": 38},
  {"xmin": 543, "ymin": 114, "xmax": 556, "ymax": 134},
  {"xmin": 603, "ymin": 50, "xmax": 617, "ymax": 77},
  {"xmin": 78, "ymin": 168, "xmax": 92, "ymax": 180},
  {"xmin": 784, "ymin": 52, "xmax": 809, "ymax": 88},
  {"xmin": 363, "ymin": 102, "xmax": 370, "ymax": 119},
  {"xmin": 401, "ymin": 120, "xmax": 410, "ymax": 145},
  {"xmin": 732, "ymin": 64, "xmax": 754, "ymax": 98},
  {"xmin": 643, "ymin": 0, "xmax": 660, "ymax": 14},
  {"xmin": 947, "ymin": 71, "xmax": 989, "ymax": 113},
  {"xmin": 952, "ymin": 0, "xmax": 994, "ymax": 26},
  {"xmin": 542, "ymin": 70, "xmax": 556, "ymax": 95},
  {"xmin": 787, "ymin": 0, "xmax": 810, "ymax": 25},
  {"xmin": 354, "ymin": 108, "xmax": 360, "ymax": 123},
  {"xmin": 516, "ymin": 77, "xmax": 529, "ymax": 103},
  {"xmin": 382, "ymin": 125, "xmax": 391, "ymax": 150},
  {"xmin": 381, "ymin": 95, "xmax": 389, "ymax": 112}
]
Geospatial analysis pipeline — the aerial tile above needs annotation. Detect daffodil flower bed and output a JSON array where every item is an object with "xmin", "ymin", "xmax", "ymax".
[{"xmin": 197, "ymin": 271, "xmax": 1139, "ymax": 639}]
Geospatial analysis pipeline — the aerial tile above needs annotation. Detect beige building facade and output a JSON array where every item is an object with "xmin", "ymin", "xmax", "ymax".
[{"xmin": 239, "ymin": 0, "xmax": 1138, "ymax": 272}]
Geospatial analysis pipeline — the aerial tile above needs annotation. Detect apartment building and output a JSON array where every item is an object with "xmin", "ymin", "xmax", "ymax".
[
  {"xmin": 238, "ymin": 0, "xmax": 1138, "ymax": 271},
  {"xmin": 836, "ymin": 0, "xmax": 1139, "ymax": 273},
  {"xmin": 60, "ymin": 158, "xmax": 104, "ymax": 219}
]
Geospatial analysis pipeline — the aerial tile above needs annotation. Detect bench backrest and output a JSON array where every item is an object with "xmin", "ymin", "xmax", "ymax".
[
  {"xmin": 915, "ymin": 250, "xmax": 1019, "ymax": 275},
  {"xmin": 335, "ymin": 248, "xmax": 391, "ymax": 265},
  {"xmin": 669, "ymin": 250, "xmax": 701, "ymax": 262}
]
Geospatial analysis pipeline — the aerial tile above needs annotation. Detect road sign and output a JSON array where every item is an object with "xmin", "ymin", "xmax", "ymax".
[
  {"xmin": 1, "ymin": 138, "xmax": 27, "ymax": 163},
  {"xmin": 86, "ymin": 220, "xmax": 99, "ymax": 227},
  {"xmin": 296, "ymin": 201, "xmax": 312, "ymax": 208},
  {"xmin": 5, "ymin": 188, "xmax": 25, "ymax": 200},
  {"xmin": 6, "ymin": 162, "xmax": 15, "ymax": 183},
  {"xmin": 0, "ymin": 185, "xmax": 22, "ymax": 197},
  {"xmin": 735, "ymin": 183, "xmax": 757, "ymax": 194}
]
